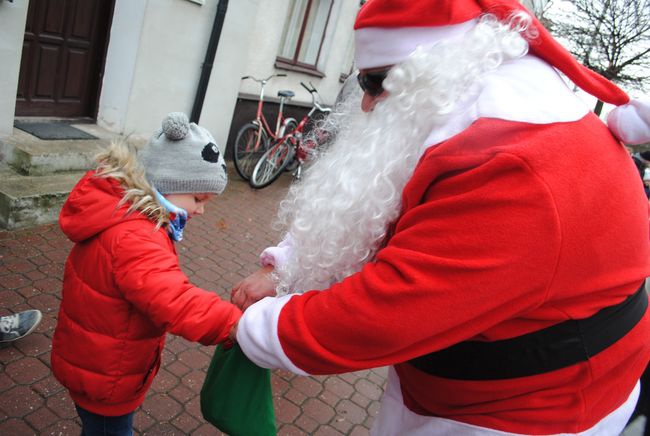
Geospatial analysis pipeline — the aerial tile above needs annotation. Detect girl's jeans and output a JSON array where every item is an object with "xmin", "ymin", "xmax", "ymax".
[{"xmin": 75, "ymin": 404, "xmax": 134, "ymax": 436}]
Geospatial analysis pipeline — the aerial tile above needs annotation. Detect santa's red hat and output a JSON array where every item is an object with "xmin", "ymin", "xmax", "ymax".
[{"xmin": 354, "ymin": 0, "xmax": 650, "ymax": 145}]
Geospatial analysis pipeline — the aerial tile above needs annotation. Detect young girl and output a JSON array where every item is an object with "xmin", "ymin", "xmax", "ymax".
[{"xmin": 51, "ymin": 112, "xmax": 241, "ymax": 435}]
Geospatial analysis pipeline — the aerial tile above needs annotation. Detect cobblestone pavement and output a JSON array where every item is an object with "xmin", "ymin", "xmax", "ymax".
[{"xmin": 0, "ymin": 167, "xmax": 386, "ymax": 435}]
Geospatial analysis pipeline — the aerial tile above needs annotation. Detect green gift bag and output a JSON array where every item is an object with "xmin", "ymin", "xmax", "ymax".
[{"xmin": 200, "ymin": 343, "xmax": 276, "ymax": 436}]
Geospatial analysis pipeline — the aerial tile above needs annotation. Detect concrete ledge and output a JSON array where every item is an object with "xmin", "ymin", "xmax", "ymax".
[
  {"xmin": 2, "ymin": 128, "xmax": 111, "ymax": 176},
  {"xmin": 0, "ymin": 168, "xmax": 85, "ymax": 230}
]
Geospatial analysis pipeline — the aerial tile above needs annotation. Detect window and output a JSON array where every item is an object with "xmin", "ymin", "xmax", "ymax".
[{"xmin": 276, "ymin": 0, "xmax": 334, "ymax": 75}]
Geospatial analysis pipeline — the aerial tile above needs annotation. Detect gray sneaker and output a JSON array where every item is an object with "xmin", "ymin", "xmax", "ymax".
[{"xmin": 0, "ymin": 310, "xmax": 42, "ymax": 342}]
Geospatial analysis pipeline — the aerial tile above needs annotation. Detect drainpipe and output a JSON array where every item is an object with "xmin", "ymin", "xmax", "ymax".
[{"xmin": 190, "ymin": 0, "xmax": 228, "ymax": 123}]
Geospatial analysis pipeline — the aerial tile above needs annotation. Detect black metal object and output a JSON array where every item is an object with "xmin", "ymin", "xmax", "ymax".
[{"xmin": 190, "ymin": 0, "xmax": 229, "ymax": 123}]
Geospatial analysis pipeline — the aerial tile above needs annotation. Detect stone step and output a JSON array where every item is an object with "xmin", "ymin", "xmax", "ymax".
[
  {"xmin": 1, "ymin": 124, "xmax": 118, "ymax": 176},
  {"xmin": 0, "ymin": 123, "xmax": 150, "ymax": 230},
  {"xmin": 0, "ymin": 166, "xmax": 85, "ymax": 230}
]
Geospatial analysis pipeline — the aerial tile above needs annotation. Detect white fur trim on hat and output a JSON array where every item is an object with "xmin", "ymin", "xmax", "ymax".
[
  {"xmin": 607, "ymin": 97, "xmax": 650, "ymax": 145},
  {"xmin": 354, "ymin": 20, "xmax": 477, "ymax": 69}
]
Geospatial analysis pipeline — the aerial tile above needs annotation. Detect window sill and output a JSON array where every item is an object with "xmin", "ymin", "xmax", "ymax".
[{"xmin": 275, "ymin": 59, "xmax": 325, "ymax": 78}]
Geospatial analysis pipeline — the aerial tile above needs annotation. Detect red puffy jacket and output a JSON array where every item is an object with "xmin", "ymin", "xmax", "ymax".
[{"xmin": 51, "ymin": 171, "xmax": 241, "ymax": 416}]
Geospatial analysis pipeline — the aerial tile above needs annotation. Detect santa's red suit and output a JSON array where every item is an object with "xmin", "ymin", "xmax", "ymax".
[{"xmin": 238, "ymin": 1, "xmax": 650, "ymax": 434}]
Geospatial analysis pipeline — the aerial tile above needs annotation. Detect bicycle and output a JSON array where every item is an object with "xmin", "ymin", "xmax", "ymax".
[
  {"xmin": 233, "ymin": 74, "xmax": 298, "ymax": 181},
  {"xmin": 249, "ymin": 82, "xmax": 331, "ymax": 189}
]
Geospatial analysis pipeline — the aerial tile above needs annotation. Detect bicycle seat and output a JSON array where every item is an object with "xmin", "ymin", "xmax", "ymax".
[{"xmin": 278, "ymin": 90, "xmax": 295, "ymax": 98}]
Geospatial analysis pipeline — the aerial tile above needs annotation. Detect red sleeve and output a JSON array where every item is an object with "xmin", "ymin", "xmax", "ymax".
[
  {"xmin": 113, "ymin": 228, "xmax": 241, "ymax": 346},
  {"xmin": 277, "ymin": 152, "xmax": 562, "ymax": 374}
]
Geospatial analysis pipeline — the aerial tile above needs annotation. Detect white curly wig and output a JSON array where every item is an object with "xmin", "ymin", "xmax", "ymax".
[{"xmin": 274, "ymin": 14, "xmax": 532, "ymax": 293}]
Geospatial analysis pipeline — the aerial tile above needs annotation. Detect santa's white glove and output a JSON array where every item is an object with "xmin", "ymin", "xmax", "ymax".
[{"xmin": 607, "ymin": 97, "xmax": 650, "ymax": 145}]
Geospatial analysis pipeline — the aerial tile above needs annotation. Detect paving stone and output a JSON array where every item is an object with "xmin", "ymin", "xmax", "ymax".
[
  {"xmin": 191, "ymin": 422, "xmax": 223, "ymax": 435},
  {"xmin": 5, "ymin": 356, "xmax": 49, "ymax": 384},
  {"xmin": 31, "ymin": 278, "xmax": 63, "ymax": 297},
  {"xmin": 17, "ymin": 285, "xmax": 42, "ymax": 298},
  {"xmin": 274, "ymin": 396, "xmax": 301, "ymax": 424},
  {"xmin": 184, "ymin": 394, "xmax": 203, "ymax": 421},
  {"xmin": 177, "ymin": 347, "xmax": 211, "ymax": 370},
  {"xmin": 0, "ymin": 343, "xmax": 24, "ymax": 364},
  {"xmin": 14, "ymin": 332, "xmax": 51, "ymax": 357},
  {"xmin": 284, "ymin": 384, "xmax": 308, "ymax": 406},
  {"xmin": 335, "ymin": 399, "xmax": 367, "ymax": 426},
  {"xmin": 331, "ymin": 413, "xmax": 356, "ymax": 435},
  {"xmin": 292, "ymin": 375, "xmax": 324, "ymax": 397},
  {"xmin": 31, "ymin": 375, "xmax": 64, "ymax": 398},
  {"xmin": 181, "ymin": 369, "xmax": 206, "ymax": 391},
  {"xmin": 45, "ymin": 390, "xmax": 76, "ymax": 419},
  {"xmin": 169, "ymin": 382, "xmax": 195, "ymax": 404},
  {"xmin": 0, "ymin": 417, "xmax": 37, "ymax": 435},
  {"xmin": 0, "ymin": 385, "xmax": 43, "ymax": 417},
  {"xmin": 133, "ymin": 408, "xmax": 156, "ymax": 433},
  {"xmin": 303, "ymin": 397, "xmax": 336, "ymax": 425},
  {"xmin": 271, "ymin": 372, "xmax": 291, "ymax": 396},
  {"xmin": 141, "ymin": 393, "xmax": 183, "ymax": 421},
  {"xmin": 295, "ymin": 413, "xmax": 320, "ymax": 434},
  {"xmin": 24, "ymin": 406, "xmax": 59, "ymax": 431},
  {"xmin": 151, "ymin": 368, "xmax": 180, "ymax": 393},
  {"xmin": 142, "ymin": 422, "xmax": 184, "ymax": 435},
  {"xmin": 319, "ymin": 389, "xmax": 343, "ymax": 408},
  {"xmin": 324, "ymin": 376, "xmax": 355, "ymax": 398},
  {"xmin": 351, "ymin": 391, "xmax": 372, "ymax": 409},
  {"xmin": 355, "ymin": 378, "xmax": 384, "ymax": 401},
  {"xmin": 0, "ymin": 371, "xmax": 15, "ymax": 392},
  {"xmin": 279, "ymin": 422, "xmax": 310, "ymax": 435},
  {"xmin": 0, "ymin": 285, "xmax": 27, "ymax": 304},
  {"xmin": 5, "ymin": 258, "xmax": 37, "ymax": 273},
  {"xmin": 314, "ymin": 425, "xmax": 346, "ymax": 436},
  {"xmin": 349, "ymin": 424, "xmax": 371, "ymax": 436},
  {"xmin": 170, "ymin": 411, "xmax": 201, "ymax": 434}
]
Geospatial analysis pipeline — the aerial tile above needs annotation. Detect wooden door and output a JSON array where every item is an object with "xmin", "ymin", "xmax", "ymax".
[{"xmin": 15, "ymin": 0, "xmax": 113, "ymax": 118}]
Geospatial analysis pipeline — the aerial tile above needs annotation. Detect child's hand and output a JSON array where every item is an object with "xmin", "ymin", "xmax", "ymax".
[
  {"xmin": 228, "ymin": 321, "xmax": 238, "ymax": 344},
  {"xmin": 231, "ymin": 266, "xmax": 277, "ymax": 311}
]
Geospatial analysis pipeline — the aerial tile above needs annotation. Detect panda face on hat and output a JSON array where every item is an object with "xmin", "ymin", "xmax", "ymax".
[{"xmin": 138, "ymin": 112, "xmax": 228, "ymax": 195}]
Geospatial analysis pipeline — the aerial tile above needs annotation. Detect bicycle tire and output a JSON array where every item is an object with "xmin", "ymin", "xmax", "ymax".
[
  {"xmin": 282, "ymin": 119, "xmax": 300, "ymax": 172},
  {"xmin": 250, "ymin": 139, "xmax": 295, "ymax": 189},
  {"xmin": 233, "ymin": 123, "xmax": 268, "ymax": 181}
]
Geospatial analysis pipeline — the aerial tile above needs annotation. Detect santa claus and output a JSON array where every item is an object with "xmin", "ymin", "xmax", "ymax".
[{"xmin": 231, "ymin": 0, "xmax": 650, "ymax": 434}]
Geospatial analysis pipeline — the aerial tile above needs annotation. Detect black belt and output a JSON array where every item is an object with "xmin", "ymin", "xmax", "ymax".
[{"xmin": 408, "ymin": 284, "xmax": 647, "ymax": 380}]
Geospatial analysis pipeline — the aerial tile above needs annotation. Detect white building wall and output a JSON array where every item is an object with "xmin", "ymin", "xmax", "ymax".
[
  {"xmin": 120, "ymin": 0, "xmax": 218, "ymax": 138},
  {"xmin": 96, "ymin": 0, "xmax": 147, "ymax": 135},
  {"xmin": 238, "ymin": 0, "xmax": 359, "ymax": 107},
  {"xmin": 198, "ymin": 0, "xmax": 261, "ymax": 148},
  {"xmin": 99, "ymin": 0, "xmax": 260, "ymax": 150},
  {"xmin": 0, "ymin": 0, "xmax": 29, "ymax": 139}
]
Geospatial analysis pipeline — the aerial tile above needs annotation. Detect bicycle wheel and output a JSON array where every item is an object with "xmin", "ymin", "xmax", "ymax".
[
  {"xmin": 233, "ymin": 123, "xmax": 268, "ymax": 181},
  {"xmin": 283, "ymin": 119, "xmax": 300, "ymax": 173},
  {"xmin": 250, "ymin": 139, "xmax": 295, "ymax": 189}
]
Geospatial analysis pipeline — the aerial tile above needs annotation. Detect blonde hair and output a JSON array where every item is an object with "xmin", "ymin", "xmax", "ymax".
[{"xmin": 94, "ymin": 141, "xmax": 168, "ymax": 227}]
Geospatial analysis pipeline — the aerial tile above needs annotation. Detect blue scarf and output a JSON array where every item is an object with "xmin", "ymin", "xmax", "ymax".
[{"xmin": 154, "ymin": 190, "xmax": 188, "ymax": 242}]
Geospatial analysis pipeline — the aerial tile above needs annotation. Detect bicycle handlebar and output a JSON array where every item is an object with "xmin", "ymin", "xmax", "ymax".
[
  {"xmin": 300, "ymin": 82, "xmax": 331, "ymax": 113},
  {"xmin": 300, "ymin": 82, "xmax": 316, "ymax": 93},
  {"xmin": 242, "ymin": 73, "xmax": 287, "ymax": 83}
]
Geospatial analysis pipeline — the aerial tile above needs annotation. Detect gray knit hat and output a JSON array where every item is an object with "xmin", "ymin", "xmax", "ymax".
[{"xmin": 139, "ymin": 112, "xmax": 227, "ymax": 195}]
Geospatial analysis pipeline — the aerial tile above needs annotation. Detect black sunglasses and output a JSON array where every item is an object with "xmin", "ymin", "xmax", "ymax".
[{"xmin": 357, "ymin": 69, "xmax": 390, "ymax": 97}]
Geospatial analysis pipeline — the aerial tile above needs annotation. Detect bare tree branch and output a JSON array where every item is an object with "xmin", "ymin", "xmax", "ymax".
[{"xmin": 546, "ymin": 0, "xmax": 650, "ymax": 89}]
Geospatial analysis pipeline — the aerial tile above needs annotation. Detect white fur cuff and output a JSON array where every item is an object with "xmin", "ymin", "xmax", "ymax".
[{"xmin": 607, "ymin": 97, "xmax": 650, "ymax": 145}]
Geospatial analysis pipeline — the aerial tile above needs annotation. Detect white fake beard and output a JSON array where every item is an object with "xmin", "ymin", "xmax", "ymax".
[{"xmin": 274, "ymin": 14, "xmax": 530, "ymax": 293}]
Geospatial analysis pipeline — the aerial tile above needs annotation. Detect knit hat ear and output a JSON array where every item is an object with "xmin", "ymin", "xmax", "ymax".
[{"xmin": 138, "ymin": 112, "xmax": 228, "ymax": 195}]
